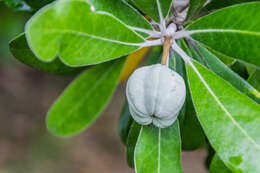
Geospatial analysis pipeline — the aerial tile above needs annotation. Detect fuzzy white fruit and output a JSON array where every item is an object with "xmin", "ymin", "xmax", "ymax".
[{"xmin": 126, "ymin": 64, "xmax": 186, "ymax": 128}]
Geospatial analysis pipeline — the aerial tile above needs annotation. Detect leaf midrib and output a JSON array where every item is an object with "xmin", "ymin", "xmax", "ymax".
[
  {"xmin": 189, "ymin": 29, "xmax": 260, "ymax": 36},
  {"xmin": 192, "ymin": 65, "xmax": 260, "ymax": 150},
  {"xmin": 134, "ymin": 126, "xmax": 143, "ymax": 173},
  {"xmin": 39, "ymin": 28, "xmax": 144, "ymax": 46},
  {"xmin": 134, "ymin": 127, "xmax": 161, "ymax": 173}
]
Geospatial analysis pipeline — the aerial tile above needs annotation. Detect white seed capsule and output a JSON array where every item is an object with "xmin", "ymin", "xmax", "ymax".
[{"xmin": 126, "ymin": 64, "xmax": 186, "ymax": 128}]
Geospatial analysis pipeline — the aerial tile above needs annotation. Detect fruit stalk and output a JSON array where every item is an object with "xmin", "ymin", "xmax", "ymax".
[{"xmin": 161, "ymin": 36, "xmax": 172, "ymax": 65}]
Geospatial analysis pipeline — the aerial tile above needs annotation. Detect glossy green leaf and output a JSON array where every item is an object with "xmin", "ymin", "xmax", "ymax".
[
  {"xmin": 205, "ymin": 0, "xmax": 257, "ymax": 10},
  {"xmin": 248, "ymin": 69, "xmax": 260, "ymax": 91},
  {"xmin": 186, "ymin": 0, "xmax": 207, "ymax": 20},
  {"xmin": 47, "ymin": 58, "xmax": 126, "ymax": 136},
  {"xmin": 118, "ymin": 101, "xmax": 133, "ymax": 145},
  {"xmin": 206, "ymin": 47, "xmax": 235, "ymax": 66},
  {"xmin": 187, "ymin": 60, "xmax": 260, "ymax": 172},
  {"xmin": 135, "ymin": 122, "xmax": 183, "ymax": 173},
  {"xmin": 193, "ymin": 43, "xmax": 260, "ymax": 103},
  {"xmin": 25, "ymin": 0, "xmax": 144, "ymax": 66},
  {"xmin": 10, "ymin": 33, "xmax": 83, "ymax": 75},
  {"xmin": 186, "ymin": 2, "xmax": 260, "ymax": 67},
  {"xmin": 210, "ymin": 155, "xmax": 232, "ymax": 173},
  {"xmin": 126, "ymin": 121, "xmax": 141, "ymax": 168},
  {"xmin": 171, "ymin": 44, "xmax": 205, "ymax": 150},
  {"xmin": 87, "ymin": 0, "xmax": 152, "ymax": 37},
  {"xmin": 130, "ymin": 0, "xmax": 173, "ymax": 23}
]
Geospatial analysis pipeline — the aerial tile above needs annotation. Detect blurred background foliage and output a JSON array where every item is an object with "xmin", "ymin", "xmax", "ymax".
[
  {"xmin": 0, "ymin": 3, "xmax": 29, "ymax": 63},
  {"xmin": 0, "ymin": 2, "xmax": 208, "ymax": 173}
]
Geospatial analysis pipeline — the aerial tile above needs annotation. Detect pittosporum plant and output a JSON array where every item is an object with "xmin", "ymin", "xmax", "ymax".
[{"xmin": 5, "ymin": 0, "xmax": 260, "ymax": 172}]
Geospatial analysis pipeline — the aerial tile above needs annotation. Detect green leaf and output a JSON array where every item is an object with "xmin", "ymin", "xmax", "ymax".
[
  {"xmin": 246, "ymin": 64, "xmax": 257, "ymax": 76},
  {"xmin": 205, "ymin": 0, "xmax": 257, "ymax": 10},
  {"xmin": 126, "ymin": 121, "xmax": 141, "ymax": 168},
  {"xmin": 206, "ymin": 47, "xmax": 235, "ymax": 66},
  {"xmin": 9, "ymin": 33, "xmax": 83, "ymax": 75},
  {"xmin": 169, "ymin": 43, "xmax": 185, "ymax": 75},
  {"xmin": 24, "ymin": 0, "xmax": 54, "ymax": 10},
  {"xmin": 230, "ymin": 61, "xmax": 249, "ymax": 79},
  {"xmin": 47, "ymin": 58, "xmax": 126, "ymax": 136},
  {"xmin": 134, "ymin": 122, "xmax": 183, "ymax": 173},
  {"xmin": 186, "ymin": 0, "xmax": 207, "ymax": 20},
  {"xmin": 187, "ymin": 60, "xmax": 260, "ymax": 172},
  {"xmin": 186, "ymin": 2, "xmax": 260, "ymax": 67},
  {"xmin": 210, "ymin": 155, "xmax": 232, "ymax": 173},
  {"xmin": 4, "ymin": 0, "xmax": 24, "ymax": 9},
  {"xmin": 248, "ymin": 69, "xmax": 260, "ymax": 91},
  {"xmin": 192, "ymin": 43, "xmax": 260, "ymax": 103},
  {"xmin": 171, "ymin": 44, "xmax": 205, "ymax": 150},
  {"xmin": 130, "ymin": 0, "xmax": 173, "ymax": 23},
  {"xmin": 86, "ymin": 0, "xmax": 152, "ymax": 37},
  {"xmin": 118, "ymin": 101, "xmax": 133, "ymax": 145},
  {"xmin": 25, "ymin": 0, "xmax": 144, "ymax": 66},
  {"xmin": 146, "ymin": 46, "xmax": 163, "ymax": 65},
  {"xmin": 179, "ymin": 88, "xmax": 205, "ymax": 150}
]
